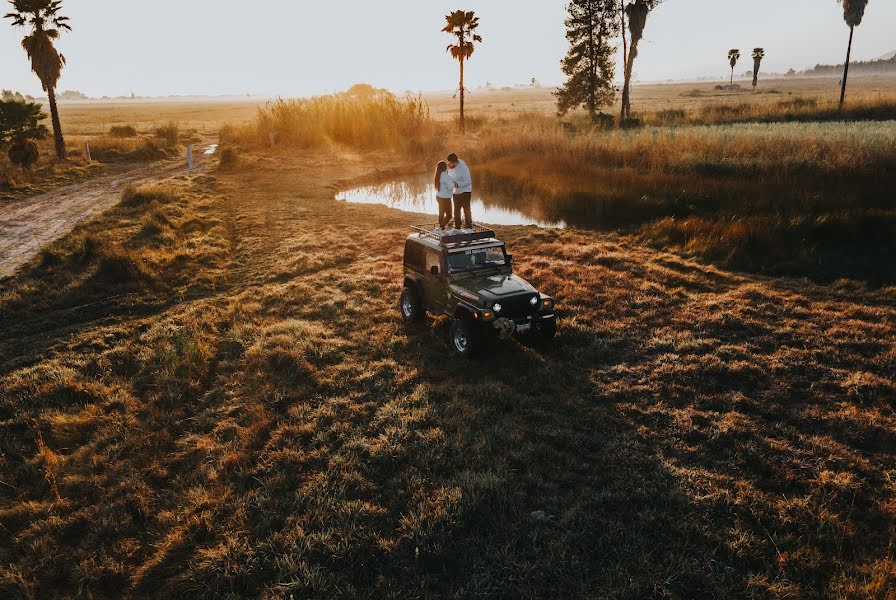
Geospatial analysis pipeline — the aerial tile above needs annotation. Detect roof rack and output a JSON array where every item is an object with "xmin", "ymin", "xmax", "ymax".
[{"xmin": 411, "ymin": 223, "xmax": 497, "ymax": 246}]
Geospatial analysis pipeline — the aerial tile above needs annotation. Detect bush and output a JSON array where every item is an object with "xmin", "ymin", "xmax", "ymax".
[
  {"xmin": 218, "ymin": 147, "xmax": 239, "ymax": 170},
  {"xmin": 88, "ymin": 137, "xmax": 177, "ymax": 163},
  {"xmin": 109, "ymin": 125, "xmax": 138, "ymax": 138},
  {"xmin": 654, "ymin": 109, "xmax": 687, "ymax": 126},
  {"xmin": 8, "ymin": 138, "xmax": 39, "ymax": 169},
  {"xmin": 591, "ymin": 112, "xmax": 616, "ymax": 130},
  {"xmin": 154, "ymin": 122, "xmax": 179, "ymax": 146},
  {"xmin": 620, "ymin": 117, "xmax": 642, "ymax": 129},
  {"xmin": 121, "ymin": 184, "xmax": 181, "ymax": 208}
]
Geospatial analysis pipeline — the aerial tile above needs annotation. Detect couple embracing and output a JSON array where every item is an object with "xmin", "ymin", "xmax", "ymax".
[{"xmin": 433, "ymin": 153, "xmax": 473, "ymax": 232}]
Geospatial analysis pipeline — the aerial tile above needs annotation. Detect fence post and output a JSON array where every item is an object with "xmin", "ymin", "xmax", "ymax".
[
  {"xmin": 187, "ymin": 144, "xmax": 193, "ymax": 170},
  {"xmin": 269, "ymin": 133, "xmax": 275, "ymax": 148},
  {"xmin": 84, "ymin": 142, "xmax": 91, "ymax": 162}
]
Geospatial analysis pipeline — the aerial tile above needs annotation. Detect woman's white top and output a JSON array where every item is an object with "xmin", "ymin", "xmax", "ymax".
[{"xmin": 437, "ymin": 172, "xmax": 454, "ymax": 198}]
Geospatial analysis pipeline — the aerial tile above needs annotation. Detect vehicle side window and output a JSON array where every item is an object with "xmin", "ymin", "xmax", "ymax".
[
  {"xmin": 404, "ymin": 242, "xmax": 425, "ymax": 271},
  {"xmin": 425, "ymin": 250, "xmax": 441, "ymax": 274}
]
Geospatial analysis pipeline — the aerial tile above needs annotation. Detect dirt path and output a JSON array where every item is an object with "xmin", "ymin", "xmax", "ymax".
[{"xmin": 0, "ymin": 141, "xmax": 218, "ymax": 279}]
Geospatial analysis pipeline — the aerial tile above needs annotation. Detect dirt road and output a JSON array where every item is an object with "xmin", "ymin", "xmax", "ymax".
[{"xmin": 0, "ymin": 142, "xmax": 217, "ymax": 279}]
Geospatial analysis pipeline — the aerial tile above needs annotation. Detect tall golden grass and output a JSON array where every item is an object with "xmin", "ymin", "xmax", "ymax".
[
  {"xmin": 649, "ymin": 95, "xmax": 896, "ymax": 126},
  {"xmin": 474, "ymin": 113, "xmax": 896, "ymax": 177},
  {"xmin": 224, "ymin": 92, "xmax": 439, "ymax": 154}
]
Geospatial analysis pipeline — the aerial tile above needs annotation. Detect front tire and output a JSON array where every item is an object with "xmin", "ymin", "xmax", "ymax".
[
  {"xmin": 448, "ymin": 318, "xmax": 480, "ymax": 357},
  {"xmin": 400, "ymin": 287, "xmax": 424, "ymax": 323}
]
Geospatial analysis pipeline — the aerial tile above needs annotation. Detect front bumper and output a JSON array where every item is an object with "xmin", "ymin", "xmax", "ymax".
[{"xmin": 492, "ymin": 312, "xmax": 556, "ymax": 338}]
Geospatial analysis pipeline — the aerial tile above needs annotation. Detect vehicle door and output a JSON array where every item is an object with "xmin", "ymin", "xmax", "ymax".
[{"xmin": 422, "ymin": 248, "xmax": 447, "ymax": 313}]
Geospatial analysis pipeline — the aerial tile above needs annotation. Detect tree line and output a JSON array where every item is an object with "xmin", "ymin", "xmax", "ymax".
[{"xmin": 553, "ymin": 0, "xmax": 871, "ymax": 122}]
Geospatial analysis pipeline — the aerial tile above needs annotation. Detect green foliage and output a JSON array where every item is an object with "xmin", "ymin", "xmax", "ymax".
[
  {"xmin": 556, "ymin": 0, "xmax": 618, "ymax": 117},
  {"xmin": 5, "ymin": 0, "xmax": 71, "ymax": 158},
  {"xmin": 0, "ymin": 99, "xmax": 48, "ymax": 144}
]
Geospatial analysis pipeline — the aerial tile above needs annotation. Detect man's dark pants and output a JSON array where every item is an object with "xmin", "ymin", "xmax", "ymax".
[{"xmin": 453, "ymin": 192, "xmax": 472, "ymax": 229}]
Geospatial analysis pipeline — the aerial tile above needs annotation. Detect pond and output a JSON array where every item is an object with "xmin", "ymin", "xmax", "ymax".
[
  {"xmin": 336, "ymin": 174, "xmax": 568, "ymax": 229},
  {"xmin": 336, "ymin": 169, "xmax": 895, "ymax": 233}
]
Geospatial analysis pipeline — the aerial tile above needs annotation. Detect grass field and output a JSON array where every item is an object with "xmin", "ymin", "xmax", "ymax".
[
  {"xmin": 1, "ymin": 79, "xmax": 895, "ymax": 598},
  {"xmin": 2, "ymin": 145, "xmax": 895, "ymax": 598}
]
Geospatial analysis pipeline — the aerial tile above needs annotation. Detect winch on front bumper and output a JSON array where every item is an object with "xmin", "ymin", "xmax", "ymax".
[{"xmin": 491, "ymin": 313, "xmax": 556, "ymax": 339}]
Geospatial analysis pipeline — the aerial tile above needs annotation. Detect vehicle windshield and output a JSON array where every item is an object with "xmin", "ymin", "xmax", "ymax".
[{"xmin": 448, "ymin": 245, "xmax": 506, "ymax": 272}]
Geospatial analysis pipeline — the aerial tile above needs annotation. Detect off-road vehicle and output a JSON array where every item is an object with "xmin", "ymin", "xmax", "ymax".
[{"xmin": 400, "ymin": 224, "xmax": 557, "ymax": 356}]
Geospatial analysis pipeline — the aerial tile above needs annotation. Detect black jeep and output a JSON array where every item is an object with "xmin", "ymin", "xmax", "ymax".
[{"xmin": 400, "ymin": 225, "xmax": 557, "ymax": 356}]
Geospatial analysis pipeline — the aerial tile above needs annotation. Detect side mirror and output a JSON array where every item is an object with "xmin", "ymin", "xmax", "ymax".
[
  {"xmin": 430, "ymin": 265, "xmax": 440, "ymax": 276},
  {"xmin": 505, "ymin": 254, "xmax": 513, "ymax": 265}
]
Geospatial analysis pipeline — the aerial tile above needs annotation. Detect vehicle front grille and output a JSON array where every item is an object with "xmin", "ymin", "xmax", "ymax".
[{"xmin": 498, "ymin": 294, "xmax": 538, "ymax": 318}]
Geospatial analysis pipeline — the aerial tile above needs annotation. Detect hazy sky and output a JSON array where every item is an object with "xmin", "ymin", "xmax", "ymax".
[{"xmin": 2, "ymin": 0, "xmax": 895, "ymax": 97}]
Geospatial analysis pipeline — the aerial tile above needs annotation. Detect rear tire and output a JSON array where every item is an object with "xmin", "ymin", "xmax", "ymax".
[
  {"xmin": 448, "ymin": 318, "xmax": 480, "ymax": 357},
  {"xmin": 400, "ymin": 287, "xmax": 424, "ymax": 323}
]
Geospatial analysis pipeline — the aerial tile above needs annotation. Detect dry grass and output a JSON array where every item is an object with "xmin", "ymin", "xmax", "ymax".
[
  {"xmin": 0, "ymin": 146, "xmax": 894, "ymax": 598},
  {"xmin": 474, "ymin": 114, "xmax": 896, "ymax": 177},
  {"xmin": 224, "ymin": 93, "xmax": 439, "ymax": 155},
  {"xmin": 423, "ymin": 75, "xmax": 896, "ymax": 121},
  {"xmin": 460, "ymin": 111, "xmax": 896, "ymax": 282}
]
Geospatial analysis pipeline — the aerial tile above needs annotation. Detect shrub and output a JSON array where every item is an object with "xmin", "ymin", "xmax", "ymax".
[
  {"xmin": 8, "ymin": 138, "xmax": 39, "ymax": 169},
  {"xmin": 88, "ymin": 137, "xmax": 177, "ymax": 163},
  {"xmin": 109, "ymin": 125, "xmax": 138, "ymax": 138},
  {"xmin": 154, "ymin": 122, "xmax": 179, "ymax": 146},
  {"xmin": 654, "ymin": 109, "xmax": 687, "ymax": 126},
  {"xmin": 218, "ymin": 147, "xmax": 239, "ymax": 170},
  {"xmin": 591, "ymin": 112, "xmax": 616, "ymax": 130},
  {"xmin": 121, "ymin": 184, "xmax": 181, "ymax": 208}
]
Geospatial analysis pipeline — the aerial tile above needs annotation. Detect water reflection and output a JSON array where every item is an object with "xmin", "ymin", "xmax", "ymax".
[
  {"xmin": 336, "ymin": 169, "xmax": 887, "ymax": 232},
  {"xmin": 336, "ymin": 175, "xmax": 567, "ymax": 229}
]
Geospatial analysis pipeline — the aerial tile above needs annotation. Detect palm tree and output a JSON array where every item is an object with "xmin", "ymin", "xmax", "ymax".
[
  {"xmin": 4, "ymin": 0, "xmax": 71, "ymax": 159},
  {"xmin": 751, "ymin": 47, "xmax": 765, "ymax": 89},
  {"xmin": 838, "ymin": 0, "xmax": 869, "ymax": 109},
  {"xmin": 728, "ymin": 49, "xmax": 741, "ymax": 86},
  {"xmin": 443, "ymin": 10, "xmax": 482, "ymax": 133}
]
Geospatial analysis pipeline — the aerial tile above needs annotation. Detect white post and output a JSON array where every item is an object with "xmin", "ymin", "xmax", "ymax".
[
  {"xmin": 269, "ymin": 132, "xmax": 275, "ymax": 148},
  {"xmin": 84, "ymin": 142, "xmax": 91, "ymax": 162},
  {"xmin": 187, "ymin": 144, "xmax": 193, "ymax": 170}
]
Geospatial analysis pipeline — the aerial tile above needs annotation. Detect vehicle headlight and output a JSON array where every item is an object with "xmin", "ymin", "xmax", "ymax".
[
  {"xmin": 529, "ymin": 296, "xmax": 538, "ymax": 306},
  {"xmin": 493, "ymin": 303, "xmax": 502, "ymax": 313}
]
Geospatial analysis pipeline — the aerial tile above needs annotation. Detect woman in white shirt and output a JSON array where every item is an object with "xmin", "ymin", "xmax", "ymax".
[{"xmin": 434, "ymin": 161, "xmax": 454, "ymax": 230}]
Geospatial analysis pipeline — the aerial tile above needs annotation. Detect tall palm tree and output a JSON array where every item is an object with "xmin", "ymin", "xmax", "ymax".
[
  {"xmin": 838, "ymin": 0, "xmax": 869, "ymax": 109},
  {"xmin": 443, "ymin": 10, "xmax": 481, "ymax": 133},
  {"xmin": 751, "ymin": 47, "xmax": 765, "ymax": 89},
  {"xmin": 4, "ymin": 0, "xmax": 71, "ymax": 159},
  {"xmin": 728, "ymin": 49, "xmax": 741, "ymax": 86}
]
